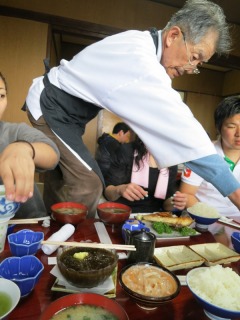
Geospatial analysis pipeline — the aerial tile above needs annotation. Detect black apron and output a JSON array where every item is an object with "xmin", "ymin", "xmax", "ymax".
[{"xmin": 24, "ymin": 73, "xmax": 105, "ymax": 185}]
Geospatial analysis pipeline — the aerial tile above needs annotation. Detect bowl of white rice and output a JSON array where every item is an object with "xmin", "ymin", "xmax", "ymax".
[
  {"xmin": 187, "ymin": 203, "xmax": 220, "ymax": 232},
  {"xmin": 187, "ymin": 265, "xmax": 240, "ymax": 319}
]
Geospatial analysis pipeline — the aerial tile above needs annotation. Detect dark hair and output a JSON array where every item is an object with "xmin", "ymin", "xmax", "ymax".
[
  {"xmin": 112, "ymin": 122, "xmax": 130, "ymax": 134},
  {"xmin": 133, "ymin": 136, "xmax": 148, "ymax": 170},
  {"xmin": 214, "ymin": 95, "xmax": 240, "ymax": 133},
  {"xmin": 0, "ymin": 72, "xmax": 7, "ymax": 93}
]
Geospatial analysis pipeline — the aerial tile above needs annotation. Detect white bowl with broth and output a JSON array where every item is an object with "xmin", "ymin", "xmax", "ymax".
[{"xmin": 0, "ymin": 278, "xmax": 20, "ymax": 319}]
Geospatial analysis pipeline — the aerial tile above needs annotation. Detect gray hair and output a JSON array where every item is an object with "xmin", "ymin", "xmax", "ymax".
[{"xmin": 164, "ymin": 0, "xmax": 231, "ymax": 55}]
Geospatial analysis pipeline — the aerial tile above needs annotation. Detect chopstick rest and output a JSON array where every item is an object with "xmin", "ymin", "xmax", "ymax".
[{"xmin": 41, "ymin": 223, "xmax": 75, "ymax": 255}]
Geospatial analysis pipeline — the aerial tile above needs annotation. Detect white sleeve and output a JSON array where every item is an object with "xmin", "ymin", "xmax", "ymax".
[{"xmin": 181, "ymin": 165, "xmax": 203, "ymax": 186}]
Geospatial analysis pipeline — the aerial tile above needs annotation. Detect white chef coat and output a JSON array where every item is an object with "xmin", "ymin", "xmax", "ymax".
[
  {"xmin": 181, "ymin": 139, "xmax": 240, "ymax": 216},
  {"xmin": 26, "ymin": 29, "xmax": 216, "ymax": 168}
]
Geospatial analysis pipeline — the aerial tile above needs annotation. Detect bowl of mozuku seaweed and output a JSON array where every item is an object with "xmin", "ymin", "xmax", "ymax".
[{"xmin": 57, "ymin": 246, "xmax": 118, "ymax": 288}]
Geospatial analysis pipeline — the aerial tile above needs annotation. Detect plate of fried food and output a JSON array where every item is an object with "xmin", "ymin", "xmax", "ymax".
[{"xmin": 132, "ymin": 212, "xmax": 199, "ymax": 239}]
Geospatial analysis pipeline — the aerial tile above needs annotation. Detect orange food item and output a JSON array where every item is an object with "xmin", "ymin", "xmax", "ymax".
[{"xmin": 122, "ymin": 264, "xmax": 177, "ymax": 297}]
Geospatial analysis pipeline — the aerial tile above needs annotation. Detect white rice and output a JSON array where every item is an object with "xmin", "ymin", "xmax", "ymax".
[
  {"xmin": 187, "ymin": 202, "xmax": 220, "ymax": 218},
  {"xmin": 188, "ymin": 265, "xmax": 240, "ymax": 311}
]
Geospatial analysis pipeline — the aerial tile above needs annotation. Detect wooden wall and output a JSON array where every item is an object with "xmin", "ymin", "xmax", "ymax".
[{"xmin": 0, "ymin": 16, "xmax": 48, "ymax": 124}]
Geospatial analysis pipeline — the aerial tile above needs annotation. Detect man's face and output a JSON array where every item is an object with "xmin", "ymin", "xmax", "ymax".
[
  {"xmin": 118, "ymin": 130, "xmax": 131, "ymax": 143},
  {"xmin": 221, "ymin": 114, "xmax": 240, "ymax": 151},
  {"xmin": 161, "ymin": 27, "xmax": 218, "ymax": 79},
  {"xmin": 0, "ymin": 78, "xmax": 7, "ymax": 119}
]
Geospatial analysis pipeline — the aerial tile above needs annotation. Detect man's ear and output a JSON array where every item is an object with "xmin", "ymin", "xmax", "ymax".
[
  {"xmin": 118, "ymin": 130, "xmax": 124, "ymax": 137},
  {"xmin": 165, "ymin": 26, "xmax": 182, "ymax": 48}
]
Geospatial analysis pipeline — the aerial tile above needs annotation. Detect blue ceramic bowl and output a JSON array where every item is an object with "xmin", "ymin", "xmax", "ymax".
[
  {"xmin": 8, "ymin": 229, "xmax": 44, "ymax": 257},
  {"xmin": 231, "ymin": 232, "xmax": 240, "ymax": 253},
  {"xmin": 0, "ymin": 185, "xmax": 20, "ymax": 219},
  {"xmin": 187, "ymin": 267, "xmax": 240, "ymax": 320},
  {"xmin": 0, "ymin": 255, "xmax": 44, "ymax": 297},
  {"xmin": 187, "ymin": 209, "xmax": 220, "ymax": 231}
]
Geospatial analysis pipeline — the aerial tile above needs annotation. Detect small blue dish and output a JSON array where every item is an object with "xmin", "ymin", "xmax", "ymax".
[
  {"xmin": 231, "ymin": 232, "xmax": 240, "ymax": 254},
  {"xmin": 0, "ymin": 255, "xmax": 44, "ymax": 297},
  {"xmin": 8, "ymin": 229, "xmax": 44, "ymax": 256}
]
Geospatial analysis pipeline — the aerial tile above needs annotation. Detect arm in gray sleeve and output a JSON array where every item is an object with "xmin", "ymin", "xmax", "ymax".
[{"xmin": 185, "ymin": 154, "xmax": 240, "ymax": 197}]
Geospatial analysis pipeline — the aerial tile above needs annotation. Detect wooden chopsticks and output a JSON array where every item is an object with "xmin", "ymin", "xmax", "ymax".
[
  {"xmin": 8, "ymin": 216, "xmax": 51, "ymax": 225},
  {"xmin": 41, "ymin": 240, "xmax": 136, "ymax": 251}
]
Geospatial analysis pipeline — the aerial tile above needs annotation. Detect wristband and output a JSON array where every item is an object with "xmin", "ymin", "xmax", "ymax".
[{"xmin": 14, "ymin": 140, "xmax": 35, "ymax": 159}]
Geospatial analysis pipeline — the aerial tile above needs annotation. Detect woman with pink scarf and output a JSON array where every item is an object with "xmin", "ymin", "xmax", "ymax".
[{"xmin": 103, "ymin": 136, "xmax": 187, "ymax": 213}]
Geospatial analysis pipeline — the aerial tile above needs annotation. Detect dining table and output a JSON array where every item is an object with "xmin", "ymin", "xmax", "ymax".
[{"xmin": 1, "ymin": 216, "xmax": 240, "ymax": 320}]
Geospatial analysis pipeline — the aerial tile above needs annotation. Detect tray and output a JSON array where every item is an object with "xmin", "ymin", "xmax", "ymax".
[
  {"xmin": 189, "ymin": 243, "xmax": 240, "ymax": 266},
  {"xmin": 154, "ymin": 245, "xmax": 205, "ymax": 271},
  {"xmin": 51, "ymin": 266, "xmax": 117, "ymax": 298}
]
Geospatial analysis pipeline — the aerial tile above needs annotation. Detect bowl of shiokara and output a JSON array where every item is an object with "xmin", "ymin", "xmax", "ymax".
[
  {"xmin": 187, "ymin": 202, "xmax": 221, "ymax": 232},
  {"xmin": 40, "ymin": 293, "xmax": 129, "ymax": 320},
  {"xmin": 119, "ymin": 262, "xmax": 180, "ymax": 310},
  {"xmin": 186, "ymin": 265, "xmax": 240, "ymax": 320}
]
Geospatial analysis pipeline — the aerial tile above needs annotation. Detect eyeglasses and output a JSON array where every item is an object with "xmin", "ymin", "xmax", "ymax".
[{"xmin": 181, "ymin": 31, "xmax": 200, "ymax": 75}]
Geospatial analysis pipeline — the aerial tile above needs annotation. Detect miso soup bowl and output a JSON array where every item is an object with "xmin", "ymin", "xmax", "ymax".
[
  {"xmin": 51, "ymin": 202, "xmax": 88, "ymax": 225},
  {"xmin": 97, "ymin": 202, "xmax": 131, "ymax": 225},
  {"xmin": 57, "ymin": 246, "xmax": 118, "ymax": 288},
  {"xmin": 39, "ymin": 293, "xmax": 129, "ymax": 320},
  {"xmin": 119, "ymin": 262, "xmax": 181, "ymax": 310}
]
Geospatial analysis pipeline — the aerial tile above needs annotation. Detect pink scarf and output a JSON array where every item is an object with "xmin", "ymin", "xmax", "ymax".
[{"xmin": 131, "ymin": 152, "xmax": 169, "ymax": 199}]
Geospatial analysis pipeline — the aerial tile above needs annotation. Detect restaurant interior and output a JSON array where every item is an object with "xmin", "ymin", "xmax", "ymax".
[{"xmin": 1, "ymin": 1, "xmax": 240, "ymax": 320}]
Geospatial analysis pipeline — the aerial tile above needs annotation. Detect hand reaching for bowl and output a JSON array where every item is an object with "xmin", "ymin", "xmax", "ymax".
[
  {"xmin": 0, "ymin": 142, "xmax": 59, "ymax": 203},
  {"xmin": 0, "ymin": 143, "xmax": 35, "ymax": 203}
]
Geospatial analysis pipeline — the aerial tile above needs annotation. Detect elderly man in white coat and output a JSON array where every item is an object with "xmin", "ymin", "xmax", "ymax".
[{"xmin": 23, "ymin": 0, "xmax": 240, "ymax": 217}]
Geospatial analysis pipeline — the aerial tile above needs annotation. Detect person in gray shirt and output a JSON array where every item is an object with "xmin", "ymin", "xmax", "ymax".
[{"xmin": 0, "ymin": 72, "xmax": 59, "ymax": 218}]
